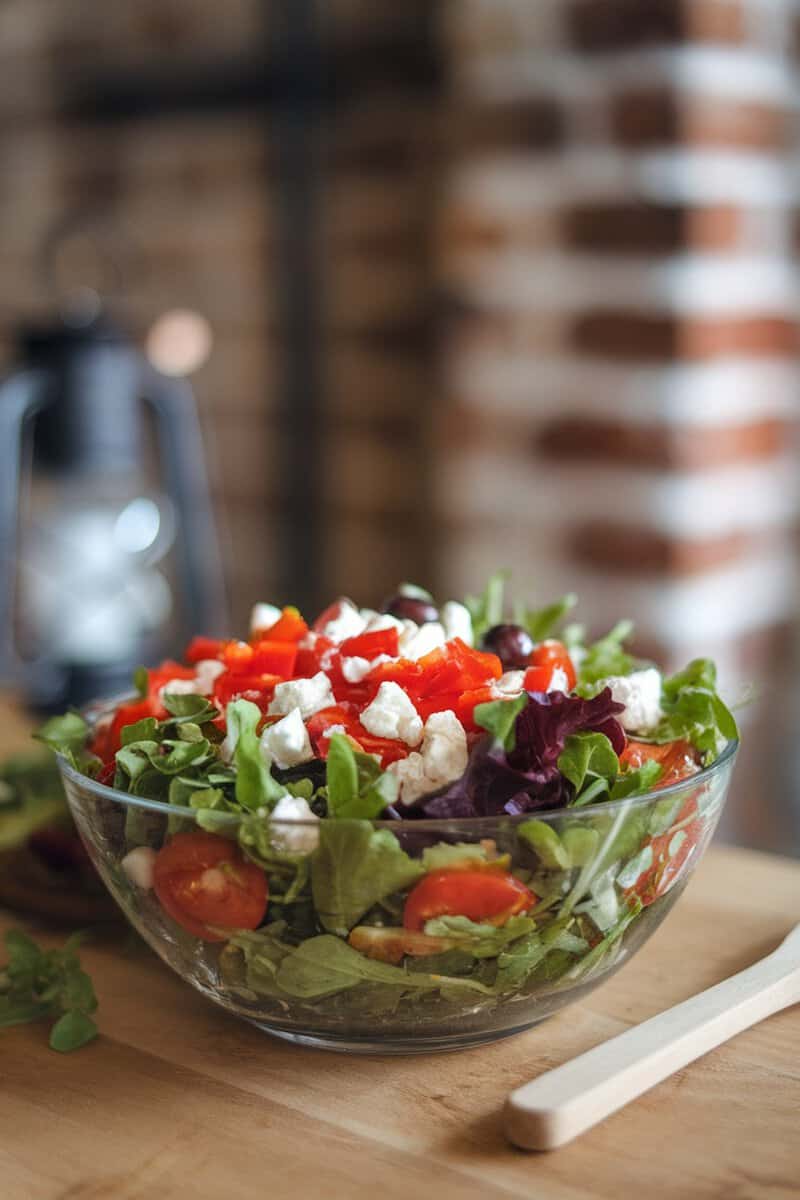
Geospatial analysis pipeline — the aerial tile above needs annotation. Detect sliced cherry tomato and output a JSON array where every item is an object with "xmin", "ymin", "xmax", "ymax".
[
  {"xmin": 264, "ymin": 606, "xmax": 309, "ymax": 642},
  {"xmin": 339, "ymin": 628, "xmax": 399, "ymax": 660},
  {"xmin": 621, "ymin": 739, "xmax": 700, "ymax": 787},
  {"xmin": 185, "ymin": 636, "xmax": 225, "ymax": 664},
  {"xmin": 153, "ymin": 832, "xmax": 268, "ymax": 941},
  {"xmin": 528, "ymin": 640, "xmax": 576, "ymax": 690},
  {"xmin": 522, "ymin": 664, "xmax": 553, "ymax": 693},
  {"xmin": 250, "ymin": 640, "xmax": 298, "ymax": 677},
  {"xmin": 403, "ymin": 870, "xmax": 536, "ymax": 931}
]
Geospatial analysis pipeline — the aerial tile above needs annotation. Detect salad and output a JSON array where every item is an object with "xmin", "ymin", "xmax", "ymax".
[{"xmin": 40, "ymin": 576, "xmax": 738, "ymax": 1033}]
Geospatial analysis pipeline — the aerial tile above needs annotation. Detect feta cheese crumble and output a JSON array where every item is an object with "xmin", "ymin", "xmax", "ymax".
[
  {"xmin": 549, "ymin": 666, "xmax": 570, "ymax": 693},
  {"xmin": 441, "ymin": 600, "xmax": 473, "ymax": 647},
  {"xmin": 319, "ymin": 599, "xmax": 366, "ymax": 643},
  {"xmin": 340, "ymin": 653, "xmax": 392, "ymax": 683},
  {"xmin": 360, "ymin": 681, "xmax": 423, "ymax": 746},
  {"xmin": 389, "ymin": 710, "xmax": 469, "ymax": 805},
  {"xmin": 602, "ymin": 667, "xmax": 663, "ymax": 733},
  {"xmin": 268, "ymin": 671, "xmax": 335, "ymax": 719},
  {"xmin": 271, "ymin": 794, "xmax": 320, "ymax": 854},
  {"xmin": 259, "ymin": 706, "xmax": 314, "ymax": 770},
  {"xmin": 495, "ymin": 669, "xmax": 525, "ymax": 696},
  {"xmin": 249, "ymin": 601, "xmax": 281, "ymax": 634},
  {"xmin": 400, "ymin": 621, "xmax": 446, "ymax": 661},
  {"xmin": 121, "ymin": 846, "xmax": 157, "ymax": 890}
]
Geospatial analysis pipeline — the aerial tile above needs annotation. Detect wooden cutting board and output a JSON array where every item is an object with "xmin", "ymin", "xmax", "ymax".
[{"xmin": 0, "ymin": 844, "xmax": 798, "ymax": 1199}]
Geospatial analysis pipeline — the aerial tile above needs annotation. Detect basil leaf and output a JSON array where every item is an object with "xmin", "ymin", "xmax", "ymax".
[
  {"xmin": 473, "ymin": 694, "xmax": 529, "ymax": 751},
  {"xmin": 49, "ymin": 1010, "xmax": 98, "ymax": 1053}
]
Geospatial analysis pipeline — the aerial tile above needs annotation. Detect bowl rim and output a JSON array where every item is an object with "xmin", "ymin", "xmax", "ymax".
[{"xmin": 56, "ymin": 731, "xmax": 739, "ymax": 830}]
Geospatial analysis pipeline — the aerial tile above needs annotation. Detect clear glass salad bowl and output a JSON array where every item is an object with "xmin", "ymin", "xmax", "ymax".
[{"xmin": 56, "ymin": 738, "xmax": 737, "ymax": 1054}]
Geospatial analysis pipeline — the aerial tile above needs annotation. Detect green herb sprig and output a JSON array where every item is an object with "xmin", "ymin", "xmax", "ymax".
[{"xmin": 0, "ymin": 929, "xmax": 98, "ymax": 1052}]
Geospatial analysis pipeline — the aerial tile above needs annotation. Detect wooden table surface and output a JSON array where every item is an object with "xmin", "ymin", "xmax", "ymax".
[
  {"xmin": 1, "ymin": 692, "xmax": 799, "ymax": 1197},
  {"xmin": 0, "ymin": 845, "xmax": 796, "ymax": 1200}
]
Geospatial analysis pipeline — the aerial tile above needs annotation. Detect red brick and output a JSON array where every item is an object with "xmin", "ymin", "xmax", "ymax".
[
  {"xmin": 536, "ymin": 417, "xmax": 791, "ymax": 469},
  {"xmin": 572, "ymin": 314, "xmax": 800, "ymax": 360},
  {"xmin": 568, "ymin": 0, "xmax": 745, "ymax": 52},
  {"xmin": 612, "ymin": 89, "xmax": 791, "ymax": 150},
  {"xmin": 564, "ymin": 203, "xmax": 741, "ymax": 253}
]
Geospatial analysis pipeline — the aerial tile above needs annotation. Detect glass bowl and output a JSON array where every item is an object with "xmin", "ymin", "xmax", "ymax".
[{"xmin": 56, "ymin": 739, "xmax": 737, "ymax": 1054}]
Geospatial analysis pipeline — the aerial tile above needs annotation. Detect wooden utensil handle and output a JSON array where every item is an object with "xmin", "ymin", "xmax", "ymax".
[{"xmin": 506, "ymin": 951, "xmax": 799, "ymax": 1151}]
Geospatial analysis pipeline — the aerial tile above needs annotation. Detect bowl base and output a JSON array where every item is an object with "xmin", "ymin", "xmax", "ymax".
[{"xmin": 247, "ymin": 1018, "xmax": 549, "ymax": 1055}]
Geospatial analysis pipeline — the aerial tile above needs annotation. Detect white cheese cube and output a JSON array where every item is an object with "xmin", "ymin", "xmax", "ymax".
[
  {"xmin": 268, "ymin": 671, "xmax": 335, "ymax": 719},
  {"xmin": 271, "ymin": 794, "xmax": 320, "ymax": 854},
  {"xmin": 259, "ymin": 707, "xmax": 314, "ymax": 770},
  {"xmin": 367, "ymin": 612, "xmax": 406, "ymax": 635},
  {"xmin": 441, "ymin": 600, "xmax": 473, "ymax": 647},
  {"xmin": 360, "ymin": 681, "xmax": 423, "ymax": 746},
  {"xmin": 341, "ymin": 653, "xmax": 391, "ymax": 683}
]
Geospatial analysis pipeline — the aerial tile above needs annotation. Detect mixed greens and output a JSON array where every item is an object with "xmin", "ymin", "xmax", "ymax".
[{"xmin": 42, "ymin": 575, "xmax": 738, "ymax": 1031}]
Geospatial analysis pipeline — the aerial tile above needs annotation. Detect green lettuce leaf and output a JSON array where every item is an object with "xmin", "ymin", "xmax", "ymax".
[
  {"xmin": 325, "ymin": 733, "xmax": 398, "ymax": 820},
  {"xmin": 311, "ymin": 821, "xmax": 424, "ymax": 935},
  {"xmin": 464, "ymin": 570, "xmax": 508, "ymax": 643},
  {"xmin": 578, "ymin": 621, "xmax": 636, "ymax": 686},
  {"xmin": 275, "ymin": 935, "xmax": 493, "ymax": 999},
  {"xmin": 227, "ymin": 699, "xmax": 284, "ymax": 812},
  {"xmin": 652, "ymin": 658, "xmax": 738, "ymax": 765},
  {"xmin": 421, "ymin": 914, "xmax": 535, "ymax": 958},
  {"xmin": 473, "ymin": 694, "xmax": 529, "ymax": 751},
  {"xmin": 557, "ymin": 731, "xmax": 619, "ymax": 805},
  {"xmin": 515, "ymin": 593, "xmax": 577, "ymax": 642}
]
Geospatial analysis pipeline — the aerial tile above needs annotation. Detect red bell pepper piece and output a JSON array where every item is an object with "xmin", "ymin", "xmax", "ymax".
[
  {"xmin": 306, "ymin": 705, "xmax": 358, "ymax": 756},
  {"xmin": 339, "ymin": 627, "xmax": 400, "ymax": 661},
  {"xmin": 528, "ymin": 640, "xmax": 576, "ymax": 691},
  {"xmin": 454, "ymin": 686, "xmax": 497, "ymax": 732},
  {"xmin": 262, "ymin": 606, "xmax": 309, "ymax": 643},
  {"xmin": 523, "ymin": 665, "xmax": 552, "ymax": 693},
  {"xmin": 250, "ymin": 640, "xmax": 298, "ymax": 678},
  {"xmin": 223, "ymin": 640, "xmax": 255, "ymax": 669},
  {"xmin": 185, "ymin": 636, "xmax": 225, "ymax": 664},
  {"xmin": 213, "ymin": 672, "xmax": 280, "ymax": 710},
  {"xmin": 294, "ymin": 635, "xmax": 335, "ymax": 678}
]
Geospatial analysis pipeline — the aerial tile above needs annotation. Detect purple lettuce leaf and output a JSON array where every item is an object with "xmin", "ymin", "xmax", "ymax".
[{"xmin": 410, "ymin": 688, "xmax": 626, "ymax": 819}]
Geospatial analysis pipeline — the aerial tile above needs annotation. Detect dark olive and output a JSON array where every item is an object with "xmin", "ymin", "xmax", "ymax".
[
  {"xmin": 381, "ymin": 591, "xmax": 439, "ymax": 625},
  {"xmin": 481, "ymin": 623, "xmax": 534, "ymax": 670}
]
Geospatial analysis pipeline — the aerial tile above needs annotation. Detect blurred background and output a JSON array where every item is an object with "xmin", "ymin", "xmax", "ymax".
[{"xmin": 0, "ymin": 0, "xmax": 798, "ymax": 857}]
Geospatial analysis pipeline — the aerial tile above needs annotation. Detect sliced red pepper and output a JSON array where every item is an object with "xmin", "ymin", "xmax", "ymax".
[
  {"xmin": 146, "ymin": 661, "xmax": 196, "ymax": 700},
  {"xmin": 339, "ymin": 627, "xmax": 399, "ymax": 661},
  {"xmin": 107, "ymin": 697, "xmax": 161, "ymax": 757},
  {"xmin": 294, "ymin": 635, "xmax": 335, "ymax": 678},
  {"xmin": 263, "ymin": 606, "xmax": 309, "ymax": 643},
  {"xmin": 350, "ymin": 722, "xmax": 409, "ymax": 768},
  {"xmin": 222, "ymin": 640, "xmax": 255, "ymax": 669},
  {"xmin": 250, "ymin": 640, "xmax": 298, "ymax": 678},
  {"xmin": 213, "ymin": 672, "xmax": 281, "ymax": 710},
  {"xmin": 185, "ymin": 636, "xmax": 225, "ymax": 664},
  {"xmin": 454, "ymin": 685, "xmax": 497, "ymax": 732},
  {"xmin": 306, "ymin": 705, "xmax": 358, "ymax": 756},
  {"xmin": 369, "ymin": 657, "xmax": 424, "ymax": 691}
]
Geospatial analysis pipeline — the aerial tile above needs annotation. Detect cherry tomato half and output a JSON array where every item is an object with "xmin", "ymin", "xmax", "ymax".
[
  {"xmin": 528, "ymin": 640, "xmax": 576, "ymax": 691},
  {"xmin": 621, "ymin": 739, "xmax": 700, "ymax": 787},
  {"xmin": 153, "ymin": 832, "xmax": 268, "ymax": 941},
  {"xmin": 403, "ymin": 870, "xmax": 536, "ymax": 931}
]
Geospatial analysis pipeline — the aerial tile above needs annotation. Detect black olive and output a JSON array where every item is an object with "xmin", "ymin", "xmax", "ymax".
[
  {"xmin": 381, "ymin": 591, "xmax": 439, "ymax": 625},
  {"xmin": 481, "ymin": 623, "xmax": 533, "ymax": 670}
]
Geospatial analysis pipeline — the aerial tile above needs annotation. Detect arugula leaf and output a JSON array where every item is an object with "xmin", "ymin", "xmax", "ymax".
[
  {"xmin": 515, "ymin": 594, "xmax": 577, "ymax": 642},
  {"xmin": 237, "ymin": 813, "xmax": 311, "ymax": 905},
  {"xmin": 653, "ymin": 658, "xmax": 738, "ymax": 765},
  {"xmin": 34, "ymin": 713, "xmax": 99, "ymax": 775},
  {"xmin": 221, "ymin": 922, "xmax": 295, "ymax": 999},
  {"xmin": 311, "ymin": 821, "xmax": 424, "ymax": 935},
  {"xmin": 519, "ymin": 819, "xmax": 570, "ymax": 869},
  {"xmin": 325, "ymin": 733, "xmax": 398, "ymax": 820},
  {"xmin": 226, "ymin": 699, "xmax": 284, "ymax": 812},
  {"xmin": 464, "ymin": 570, "xmax": 508, "ymax": 643},
  {"xmin": 578, "ymin": 621, "xmax": 636, "ymax": 686},
  {"xmin": 557, "ymin": 731, "xmax": 619, "ymax": 804},
  {"xmin": 473, "ymin": 694, "xmax": 529, "ymax": 751},
  {"xmin": 0, "ymin": 929, "xmax": 98, "ymax": 1053},
  {"xmin": 422, "ymin": 914, "xmax": 535, "ymax": 958},
  {"xmin": 275, "ymin": 935, "xmax": 493, "ymax": 999},
  {"xmin": 419, "ymin": 841, "xmax": 508, "ymax": 872},
  {"xmin": 120, "ymin": 717, "xmax": 159, "ymax": 747}
]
